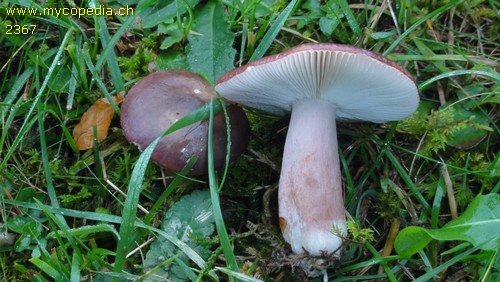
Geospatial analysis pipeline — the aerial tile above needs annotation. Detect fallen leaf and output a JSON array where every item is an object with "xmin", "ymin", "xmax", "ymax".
[{"xmin": 73, "ymin": 93, "xmax": 124, "ymax": 150}]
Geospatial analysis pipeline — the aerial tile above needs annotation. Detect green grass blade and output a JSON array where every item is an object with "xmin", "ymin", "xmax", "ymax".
[
  {"xmin": 207, "ymin": 98, "xmax": 238, "ymax": 274},
  {"xmin": 47, "ymin": 224, "xmax": 120, "ymax": 241},
  {"xmin": 345, "ymin": 125, "xmax": 397, "ymax": 209},
  {"xmin": 419, "ymin": 69, "xmax": 500, "ymax": 90},
  {"xmin": 114, "ymin": 101, "xmax": 222, "ymax": 273},
  {"xmin": 3, "ymin": 198, "xmax": 205, "ymax": 268},
  {"xmin": 338, "ymin": 0, "xmax": 361, "ymax": 37},
  {"xmin": 139, "ymin": 253, "xmax": 179, "ymax": 281},
  {"xmin": 37, "ymin": 102, "xmax": 62, "ymax": 210},
  {"xmin": 249, "ymin": 0, "xmax": 298, "ymax": 61},
  {"xmin": 216, "ymin": 267, "xmax": 264, "ymax": 282},
  {"xmin": 385, "ymin": 149, "xmax": 431, "ymax": 213},
  {"xmin": 1, "ymin": 98, "xmax": 33, "ymax": 155},
  {"xmin": 414, "ymin": 245, "xmax": 481, "ymax": 282},
  {"xmin": 91, "ymin": 0, "xmax": 152, "ymax": 78},
  {"xmin": 113, "ymin": 136, "xmax": 159, "ymax": 274},
  {"xmin": 364, "ymin": 242, "xmax": 397, "ymax": 281},
  {"xmin": 34, "ymin": 199, "xmax": 83, "ymax": 263},
  {"xmin": 383, "ymin": 0, "xmax": 465, "ymax": 56},
  {"xmin": 216, "ymin": 98, "xmax": 231, "ymax": 190},
  {"xmin": 29, "ymin": 257, "xmax": 66, "ymax": 281},
  {"xmin": 0, "ymin": 27, "xmax": 74, "ymax": 171},
  {"xmin": 71, "ymin": 253, "xmax": 81, "ymax": 282},
  {"xmin": 340, "ymin": 255, "xmax": 403, "ymax": 272},
  {"xmin": 143, "ymin": 157, "xmax": 197, "ymax": 224},
  {"xmin": 3, "ymin": 67, "xmax": 34, "ymax": 105},
  {"xmin": 432, "ymin": 176, "xmax": 446, "ymax": 229},
  {"xmin": 88, "ymin": 0, "xmax": 124, "ymax": 94}
]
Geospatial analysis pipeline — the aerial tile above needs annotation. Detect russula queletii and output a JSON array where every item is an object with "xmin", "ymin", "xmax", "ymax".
[
  {"xmin": 215, "ymin": 43, "xmax": 419, "ymax": 271},
  {"xmin": 121, "ymin": 70, "xmax": 250, "ymax": 175}
]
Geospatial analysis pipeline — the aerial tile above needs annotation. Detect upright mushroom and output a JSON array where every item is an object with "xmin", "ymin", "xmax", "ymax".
[
  {"xmin": 121, "ymin": 70, "xmax": 250, "ymax": 175},
  {"xmin": 215, "ymin": 43, "xmax": 418, "ymax": 271}
]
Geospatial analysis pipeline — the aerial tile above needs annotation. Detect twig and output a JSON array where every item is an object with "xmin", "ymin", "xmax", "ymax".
[
  {"xmin": 104, "ymin": 178, "xmax": 150, "ymax": 215},
  {"xmin": 126, "ymin": 236, "xmax": 155, "ymax": 259},
  {"xmin": 101, "ymin": 157, "xmax": 149, "ymax": 215},
  {"xmin": 377, "ymin": 218, "xmax": 400, "ymax": 276},
  {"xmin": 441, "ymin": 164, "xmax": 458, "ymax": 219}
]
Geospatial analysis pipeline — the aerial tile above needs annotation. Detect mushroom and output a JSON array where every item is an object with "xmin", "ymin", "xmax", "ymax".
[
  {"xmin": 121, "ymin": 70, "xmax": 250, "ymax": 175},
  {"xmin": 215, "ymin": 43, "xmax": 419, "ymax": 271}
]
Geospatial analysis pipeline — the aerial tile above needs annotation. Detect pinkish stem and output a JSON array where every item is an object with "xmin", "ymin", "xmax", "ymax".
[{"xmin": 279, "ymin": 98, "xmax": 346, "ymax": 256}]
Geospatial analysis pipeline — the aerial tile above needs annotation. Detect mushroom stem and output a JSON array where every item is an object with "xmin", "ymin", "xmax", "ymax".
[{"xmin": 279, "ymin": 98, "xmax": 346, "ymax": 256}]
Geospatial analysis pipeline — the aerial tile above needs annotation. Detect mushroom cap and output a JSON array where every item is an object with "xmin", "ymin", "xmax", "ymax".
[
  {"xmin": 121, "ymin": 70, "xmax": 250, "ymax": 175},
  {"xmin": 215, "ymin": 43, "xmax": 419, "ymax": 123}
]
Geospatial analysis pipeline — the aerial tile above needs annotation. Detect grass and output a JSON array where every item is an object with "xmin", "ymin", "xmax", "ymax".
[{"xmin": 1, "ymin": 0, "xmax": 499, "ymax": 281}]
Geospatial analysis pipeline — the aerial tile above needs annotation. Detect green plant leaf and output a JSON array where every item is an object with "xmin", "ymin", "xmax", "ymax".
[
  {"xmin": 159, "ymin": 24, "xmax": 184, "ymax": 50},
  {"xmin": 187, "ymin": 0, "xmax": 235, "ymax": 83},
  {"xmin": 138, "ymin": 0, "xmax": 200, "ymax": 29},
  {"xmin": 154, "ymin": 49, "xmax": 188, "ymax": 71},
  {"xmin": 395, "ymin": 193, "xmax": 500, "ymax": 257},
  {"xmin": 394, "ymin": 226, "xmax": 433, "ymax": 257},
  {"xmin": 444, "ymin": 103, "xmax": 491, "ymax": 149},
  {"xmin": 318, "ymin": 16, "xmax": 338, "ymax": 36},
  {"xmin": 144, "ymin": 190, "xmax": 215, "ymax": 281}
]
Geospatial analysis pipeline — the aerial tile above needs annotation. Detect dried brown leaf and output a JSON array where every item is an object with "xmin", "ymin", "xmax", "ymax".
[{"xmin": 73, "ymin": 93, "xmax": 124, "ymax": 150}]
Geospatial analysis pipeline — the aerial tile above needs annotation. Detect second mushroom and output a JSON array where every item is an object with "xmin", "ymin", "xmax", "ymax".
[
  {"xmin": 121, "ymin": 70, "xmax": 250, "ymax": 175},
  {"xmin": 215, "ymin": 43, "xmax": 419, "ymax": 271}
]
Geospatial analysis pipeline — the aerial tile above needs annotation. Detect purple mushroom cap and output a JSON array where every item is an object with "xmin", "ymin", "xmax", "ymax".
[{"xmin": 121, "ymin": 70, "xmax": 250, "ymax": 175}]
